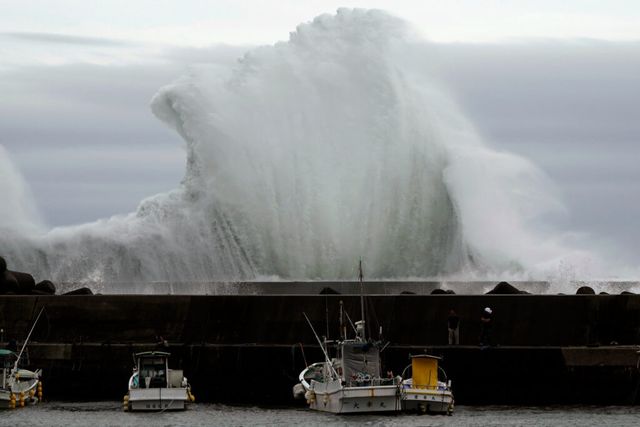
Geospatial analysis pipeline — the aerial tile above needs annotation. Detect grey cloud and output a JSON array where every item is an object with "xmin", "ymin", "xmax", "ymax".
[
  {"xmin": 0, "ymin": 31, "xmax": 131, "ymax": 47},
  {"xmin": 430, "ymin": 41, "xmax": 640, "ymax": 265},
  {"xmin": 0, "ymin": 63, "xmax": 185, "ymax": 148},
  {"xmin": 0, "ymin": 60, "xmax": 187, "ymax": 226},
  {"xmin": 433, "ymin": 41, "xmax": 640, "ymax": 143},
  {"xmin": 160, "ymin": 44, "xmax": 249, "ymax": 64}
]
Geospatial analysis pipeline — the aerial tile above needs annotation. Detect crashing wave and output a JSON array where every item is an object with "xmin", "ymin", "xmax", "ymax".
[{"xmin": 0, "ymin": 9, "xmax": 592, "ymax": 284}]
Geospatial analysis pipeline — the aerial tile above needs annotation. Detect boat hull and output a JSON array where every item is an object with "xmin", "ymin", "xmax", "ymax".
[
  {"xmin": 307, "ymin": 381, "xmax": 401, "ymax": 414},
  {"xmin": 0, "ymin": 390, "xmax": 12, "ymax": 410},
  {"xmin": 402, "ymin": 388, "xmax": 454, "ymax": 414},
  {"xmin": 0, "ymin": 369, "xmax": 41, "ymax": 410},
  {"xmin": 127, "ymin": 388, "xmax": 189, "ymax": 411},
  {"xmin": 0, "ymin": 388, "xmax": 40, "ymax": 409}
]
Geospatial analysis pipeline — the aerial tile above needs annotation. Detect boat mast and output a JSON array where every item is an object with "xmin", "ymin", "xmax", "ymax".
[
  {"xmin": 13, "ymin": 307, "xmax": 45, "ymax": 374},
  {"xmin": 359, "ymin": 259, "xmax": 365, "ymax": 341},
  {"xmin": 303, "ymin": 312, "xmax": 339, "ymax": 379}
]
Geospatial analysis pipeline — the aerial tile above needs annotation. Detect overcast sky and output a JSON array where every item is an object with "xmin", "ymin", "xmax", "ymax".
[{"xmin": 1, "ymin": 1, "xmax": 639, "ymax": 265}]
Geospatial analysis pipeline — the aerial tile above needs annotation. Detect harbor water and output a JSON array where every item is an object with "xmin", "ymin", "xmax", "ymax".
[{"xmin": 2, "ymin": 403, "xmax": 639, "ymax": 427}]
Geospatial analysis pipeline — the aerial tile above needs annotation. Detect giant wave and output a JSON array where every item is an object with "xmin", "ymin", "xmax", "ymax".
[{"xmin": 0, "ymin": 9, "xmax": 594, "ymax": 286}]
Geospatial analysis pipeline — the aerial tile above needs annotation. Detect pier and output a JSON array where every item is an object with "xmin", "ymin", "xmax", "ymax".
[{"xmin": 1, "ymin": 289, "xmax": 640, "ymax": 404}]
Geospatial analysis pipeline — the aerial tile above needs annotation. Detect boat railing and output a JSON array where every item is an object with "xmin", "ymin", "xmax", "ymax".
[{"xmin": 404, "ymin": 383, "xmax": 450, "ymax": 391}]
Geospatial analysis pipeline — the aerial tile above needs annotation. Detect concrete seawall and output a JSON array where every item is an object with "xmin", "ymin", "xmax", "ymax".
[{"xmin": 1, "ymin": 294, "xmax": 640, "ymax": 404}]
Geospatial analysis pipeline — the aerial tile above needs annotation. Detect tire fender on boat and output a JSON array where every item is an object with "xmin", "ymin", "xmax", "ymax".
[{"xmin": 305, "ymin": 390, "xmax": 316, "ymax": 404}]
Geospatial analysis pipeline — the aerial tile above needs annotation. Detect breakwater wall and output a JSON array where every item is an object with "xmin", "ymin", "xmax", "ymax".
[{"xmin": 1, "ymin": 294, "xmax": 640, "ymax": 404}]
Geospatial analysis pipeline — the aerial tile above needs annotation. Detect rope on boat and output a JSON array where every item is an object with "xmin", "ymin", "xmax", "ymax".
[{"xmin": 298, "ymin": 342, "xmax": 308, "ymax": 368}]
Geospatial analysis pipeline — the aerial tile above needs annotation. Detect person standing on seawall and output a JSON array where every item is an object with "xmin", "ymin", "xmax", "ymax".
[
  {"xmin": 479, "ymin": 307, "xmax": 493, "ymax": 347},
  {"xmin": 447, "ymin": 309, "xmax": 460, "ymax": 345}
]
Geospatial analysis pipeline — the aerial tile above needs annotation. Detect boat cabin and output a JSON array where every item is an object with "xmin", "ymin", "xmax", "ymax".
[
  {"xmin": 125, "ymin": 350, "xmax": 192, "ymax": 411},
  {"xmin": 339, "ymin": 342, "xmax": 381, "ymax": 386},
  {"xmin": 1, "ymin": 349, "xmax": 15, "ymax": 388},
  {"xmin": 134, "ymin": 351, "xmax": 170, "ymax": 389},
  {"xmin": 409, "ymin": 354, "xmax": 449, "ymax": 389}
]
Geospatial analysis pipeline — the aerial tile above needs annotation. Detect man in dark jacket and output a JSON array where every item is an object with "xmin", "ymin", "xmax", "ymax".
[
  {"xmin": 447, "ymin": 309, "xmax": 460, "ymax": 345},
  {"xmin": 479, "ymin": 307, "xmax": 493, "ymax": 346}
]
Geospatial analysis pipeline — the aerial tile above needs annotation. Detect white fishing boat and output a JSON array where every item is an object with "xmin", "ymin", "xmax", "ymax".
[
  {"xmin": 401, "ymin": 354, "xmax": 454, "ymax": 415},
  {"xmin": 295, "ymin": 261, "xmax": 402, "ymax": 414},
  {"xmin": 1, "ymin": 308, "xmax": 45, "ymax": 410},
  {"xmin": 123, "ymin": 351, "xmax": 194, "ymax": 412},
  {"xmin": 0, "ymin": 349, "xmax": 43, "ymax": 409}
]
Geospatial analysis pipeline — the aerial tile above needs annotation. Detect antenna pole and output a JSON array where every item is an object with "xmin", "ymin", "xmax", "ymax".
[
  {"xmin": 339, "ymin": 300, "xmax": 345, "ymax": 340},
  {"xmin": 344, "ymin": 310, "xmax": 357, "ymax": 335},
  {"xmin": 325, "ymin": 297, "xmax": 330, "ymax": 340}
]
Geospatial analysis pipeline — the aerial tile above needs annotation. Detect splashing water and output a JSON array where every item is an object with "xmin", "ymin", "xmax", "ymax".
[
  {"xmin": 0, "ymin": 145, "xmax": 43, "ymax": 235},
  {"xmin": 0, "ymin": 9, "xmax": 597, "ymax": 285}
]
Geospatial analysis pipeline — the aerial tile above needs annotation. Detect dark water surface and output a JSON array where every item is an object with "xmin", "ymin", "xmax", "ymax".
[{"xmin": 2, "ymin": 402, "xmax": 640, "ymax": 426}]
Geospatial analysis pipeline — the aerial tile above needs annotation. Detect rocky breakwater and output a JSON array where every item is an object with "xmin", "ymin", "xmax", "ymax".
[
  {"xmin": 0, "ymin": 255, "xmax": 56, "ymax": 295},
  {"xmin": 0, "ymin": 255, "xmax": 92, "ymax": 296}
]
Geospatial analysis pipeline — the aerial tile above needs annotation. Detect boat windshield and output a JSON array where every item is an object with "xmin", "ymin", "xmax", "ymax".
[
  {"xmin": 303, "ymin": 364, "xmax": 325, "ymax": 382},
  {"xmin": 1, "ymin": 350, "xmax": 16, "ymax": 370}
]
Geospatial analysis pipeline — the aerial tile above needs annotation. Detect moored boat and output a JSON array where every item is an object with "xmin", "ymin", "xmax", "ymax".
[
  {"xmin": 123, "ymin": 351, "xmax": 194, "ymax": 412},
  {"xmin": 298, "ymin": 332, "xmax": 402, "ymax": 413},
  {"xmin": 1, "ymin": 307, "xmax": 45, "ymax": 410},
  {"xmin": 401, "ymin": 354, "xmax": 454, "ymax": 415},
  {"xmin": 295, "ymin": 261, "xmax": 402, "ymax": 414},
  {"xmin": 0, "ymin": 349, "xmax": 42, "ymax": 409}
]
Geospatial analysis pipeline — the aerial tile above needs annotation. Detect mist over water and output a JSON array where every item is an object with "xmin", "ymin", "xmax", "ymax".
[{"xmin": 0, "ymin": 9, "xmax": 602, "ymax": 286}]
